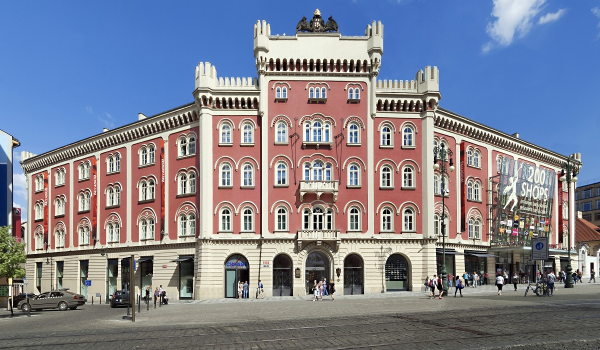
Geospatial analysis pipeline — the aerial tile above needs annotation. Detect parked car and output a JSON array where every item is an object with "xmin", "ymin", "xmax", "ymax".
[
  {"xmin": 11, "ymin": 293, "xmax": 36, "ymax": 308},
  {"xmin": 110, "ymin": 290, "xmax": 130, "ymax": 308},
  {"xmin": 17, "ymin": 290, "xmax": 86, "ymax": 312}
]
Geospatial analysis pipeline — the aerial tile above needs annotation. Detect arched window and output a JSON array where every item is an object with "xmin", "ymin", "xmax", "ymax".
[
  {"xmin": 324, "ymin": 123, "xmax": 330, "ymax": 142},
  {"xmin": 188, "ymin": 214, "xmax": 196, "ymax": 236},
  {"xmin": 220, "ymin": 164, "xmax": 231, "ymax": 187},
  {"xmin": 282, "ymin": 87, "xmax": 287, "ymax": 98},
  {"xmin": 354, "ymin": 88, "xmax": 360, "ymax": 99},
  {"xmin": 403, "ymin": 208, "xmax": 415, "ymax": 232},
  {"xmin": 496, "ymin": 156, "xmax": 502, "ymax": 173},
  {"xmin": 303, "ymin": 163, "xmax": 310, "ymax": 181},
  {"xmin": 315, "ymin": 87, "xmax": 320, "ymax": 98},
  {"xmin": 56, "ymin": 230, "xmax": 65, "ymax": 248},
  {"xmin": 467, "ymin": 149, "xmax": 473, "ymax": 166},
  {"xmin": 276, "ymin": 207, "xmax": 288, "ymax": 231},
  {"xmin": 381, "ymin": 207, "xmax": 393, "ymax": 232},
  {"xmin": 349, "ymin": 207, "xmax": 360, "ymax": 231},
  {"xmin": 149, "ymin": 179, "xmax": 155, "ymax": 199},
  {"xmin": 381, "ymin": 165, "xmax": 393, "ymax": 188},
  {"xmin": 468, "ymin": 218, "xmax": 474, "ymax": 238},
  {"xmin": 221, "ymin": 123, "xmax": 232, "ymax": 144},
  {"xmin": 434, "ymin": 174, "xmax": 440, "ymax": 195},
  {"xmin": 276, "ymin": 86, "xmax": 282, "ymax": 99},
  {"xmin": 325, "ymin": 163, "xmax": 332, "ymax": 181},
  {"xmin": 381, "ymin": 125, "xmax": 392, "ymax": 146},
  {"xmin": 179, "ymin": 214, "xmax": 187, "ymax": 236},
  {"xmin": 402, "ymin": 166, "xmax": 414, "ymax": 188},
  {"xmin": 108, "ymin": 187, "xmax": 115, "ymax": 206},
  {"xmin": 349, "ymin": 164, "xmax": 360, "ymax": 186},
  {"xmin": 180, "ymin": 138, "xmax": 188, "ymax": 156},
  {"xmin": 475, "ymin": 219, "xmax": 481, "ymax": 239},
  {"xmin": 434, "ymin": 214, "xmax": 440, "ymax": 236},
  {"xmin": 312, "ymin": 121, "xmax": 322, "ymax": 142},
  {"xmin": 242, "ymin": 164, "xmax": 253, "ymax": 187},
  {"xmin": 467, "ymin": 181, "xmax": 473, "ymax": 200},
  {"xmin": 188, "ymin": 173, "xmax": 196, "ymax": 193},
  {"xmin": 108, "ymin": 156, "xmax": 115, "ymax": 173},
  {"xmin": 242, "ymin": 208, "xmax": 253, "ymax": 232},
  {"xmin": 81, "ymin": 226, "xmax": 90, "ymax": 245},
  {"xmin": 313, "ymin": 161, "xmax": 323, "ymax": 181},
  {"xmin": 349, "ymin": 88, "xmax": 360, "ymax": 100},
  {"xmin": 115, "ymin": 154, "xmax": 120, "ymax": 171},
  {"xmin": 114, "ymin": 186, "xmax": 120, "ymax": 205},
  {"xmin": 149, "ymin": 145, "xmax": 155, "ymax": 164},
  {"xmin": 402, "ymin": 126, "xmax": 414, "ymax": 147},
  {"xmin": 303, "ymin": 209, "xmax": 310, "ymax": 230},
  {"xmin": 312, "ymin": 207, "xmax": 323, "ymax": 230},
  {"xmin": 188, "ymin": 136, "xmax": 196, "ymax": 154},
  {"xmin": 141, "ymin": 181, "xmax": 148, "ymax": 201},
  {"xmin": 276, "ymin": 122, "xmax": 287, "ymax": 143},
  {"xmin": 242, "ymin": 123, "xmax": 253, "ymax": 144},
  {"xmin": 474, "ymin": 151, "xmax": 481, "ymax": 168},
  {"xmin": 84, "ymin": 192, "xmax": 90, "ymax": 211},
  {"xmin": 321, "ymin": 87, "xmax": 326, "ymax": 98},
  {"xmin": 220, "ymin": 208, "xmax": 232, "ymax": 231},
  {"xmin": 107, "ymin": 223, "xmax": 120, "ymax": 243},
  {"xmin": 276, "ymin": 163, "xmax": 287, "ymax": 186},
  {"xmin": 474, "ymin": 181, "xmax": 481, "ymax": 201},
  {"xmin": 179, "ymin": 174, "xmax": 187, "ymax": 195},
  {"xmin": 348, "ymin": 123, "xmax": 359, "ymax": 144},
  {"xmin": 141, "ymin": 147, "xmax": 148, "ymax": 165},
  {"xmin": 309, "ymin": 87, "xmax": 315, "ymax": 99}
]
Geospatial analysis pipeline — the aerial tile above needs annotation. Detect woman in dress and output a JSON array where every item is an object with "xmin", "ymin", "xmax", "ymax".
[
  {"xmin": 329, "ymin": 282, "xmax": 335, "ymax": 301},
  {"xmin": 238, "ymin": 281, "xmax": 243, "ymax": 299},
  {"xmin": 313, "ymin": 280, "xmax": 319, "ymax": 301}
]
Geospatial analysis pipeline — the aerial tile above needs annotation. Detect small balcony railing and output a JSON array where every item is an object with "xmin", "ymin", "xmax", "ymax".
[
  {"xmin": 299, "ymin": 180, "xmax": 339, "ymax": 202},
  {"xmin": 297, "ymin": 229, "xmax": 340, "ymax": 251}
]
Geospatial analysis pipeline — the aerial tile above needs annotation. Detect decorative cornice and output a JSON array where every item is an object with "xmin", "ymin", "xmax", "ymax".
[
  {"xmin": 27, "ymin": 242, "xmax": 195, "ymax": 258},
  {"xmin": 21, "ymin": 104, "xmax": 199, "ymax": 174}
]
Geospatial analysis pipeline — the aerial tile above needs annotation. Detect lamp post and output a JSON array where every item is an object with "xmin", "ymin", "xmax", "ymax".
[
  {"xmin": 559, "ymin": 156, "xmax": 578, "ymax": 288},
  {"xmin": 46, "ymin": 256, "xmax": 53, "ymax": 291},
  {"xmin": 433, "ymin": 143, "xmax": 454, "ymax": 296}
]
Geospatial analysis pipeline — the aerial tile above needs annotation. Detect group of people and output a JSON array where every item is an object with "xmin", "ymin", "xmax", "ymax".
[
  {"xmin": 238, "ymin": 281, "xmax": 249, "ymax": 299},
  {"xmin": 312, "ymin": 278, "xmax": 335, "ymax": 301},
  {"xmin": 144, "ymin": 284, "xmax": 168, "ymax": 304}
]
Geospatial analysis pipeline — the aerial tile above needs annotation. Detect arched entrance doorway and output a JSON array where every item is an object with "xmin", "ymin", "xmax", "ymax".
[
  {"xmin": 224, "ymin": 254, "xmax": 249, "ymax": 298},
  {"xmin": 385, "ymin": 254, "xmax": 409, "ymax": 291},
  {"xmin": 344, "ymin": 254, "xmax": 364, "ymax": 295},
  {"xmin": 305, "ymin": 251, "xmax": 330, "ymax": 294},
  {"xmin": 273, "ymin": 254, "xmax": 293, "ymax": 296}
]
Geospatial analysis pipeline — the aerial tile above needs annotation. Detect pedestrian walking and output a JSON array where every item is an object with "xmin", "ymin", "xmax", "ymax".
[
  {"xmin": 154, "ymin": 287, "xmax": 159, "ymax": 307},
  {"xmin": 238, "ymin": 281, "xmax": 243, "ymax": 299},
  {"xmin": 512, "ymin": 272, "xmax": 518, "ymax": 291},
  {"xmin": 329, "ymin": 282, "xmax": 335, "ymax": 300},
  {"xmin": 484, "ymin": 271, "xmax": 489, "ymax": 285},
  {"xmin": 429, "ymin": 275, "xmax": 437, "ymax": 299},
  {"xmin": 463, "ymin": 272, "xmax": 469, "ymax": 287},
  {"xmin": 425, "ymin": 276, "xmax": 430, "ymax": 292},
  {"xmin": 496, "ymin": 274, "xmax": 504, "ymax": 296},
  {"xmin": 547, "ymin": 270, "xmax": 556, "ymax": 296},
  {"xmin": 313, "ymin": 280, "xmax": 319, "ymax": 301},
  {"xmin": 145, "ymin": 286, "xmax": 151, "ymax": 304},
  {"xmin": 577, "ymin": 270, "xmax": 583, "ymax": 283},
  {"xmin": 454, "ymin": 276, "xmax": 463, "ymax": 297},
  {"xmin": 256, "ymin": 280, "xmax": 264, "ymax": 299},
  {"xmin": 158, "ymin": 285, "xmax": 164, "ymax": 304},
  {"xmin": 243, "ymin": 281, "xmax": 249, "ymax": 298},
  {"xmin": 323, "ymin": 278, "xmax": 329, "ymax": 296},
  {"xmin": 319, "ymin": 280, "xmax": 324, "ymax": 300},
  {"xmin": 473, "ymin": 272, "xmax": 478, "ymax": 288},
  {"xmin": 590, "ymin": 269, "xmax": 596, "ymax": 283},
  {"xmin": 448, "ymin": 273, "xmax": 453, "ymax": 288},
  {"xmin": 437, "ymin": 275, "xmax": 444, "ymax": 299}
]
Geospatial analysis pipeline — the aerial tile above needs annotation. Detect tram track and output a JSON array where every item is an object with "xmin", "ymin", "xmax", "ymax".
[{"xmin": 2, "ymin": 303, "xmax": 600, "ymax": 349}]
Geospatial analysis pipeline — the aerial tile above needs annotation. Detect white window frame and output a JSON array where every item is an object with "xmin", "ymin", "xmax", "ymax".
[
  {"xmin": 473, "ymin": 150, "xmax": 481, "ymax": 168},
  {"xmin": 474, "ymin": 181, "xmax": 481, "ymax": 201},
  {"xmin": 220, "ymin": 123, "xmax": 232, "ymax": 145},
  {"xmin": 402, "ymin": 126, "xmax": 414, "ymax": 147},
  {"xmin": 303, "ymin": 120, "xmax": 332, "ymax": 143},
  {"xmin": 348, "ymin": 123, "xmax": 360, "ymax": 145},
  {"xmin": 467, "ymin": 180, "xmax": 474, "ymax": 200},
  {"xmin": 348, "ymin": 163, "xmax": 360, "ymax": 187},
  {"xmin": 403, "ymin": 208, "xmax": 415, "ymax": 232},
  {"xmin": 276, "ymin": 207, "xmax": 288, "ymax": 231},
  {"xmin": 467, "ymin": 149, "xmax": 473, "ymax": 166},
  {"xmin": 275, "ymin": 162, "xmax": 288, "ymax": 186},
  {"xmin": 80, "ymin": 226, "xmax": 90, "ymax": 246},
  {"xmin": 55, "ymin": 230, "xmax": 65, "ymax": 248},
  {"xmin": 381, "ymin": 207, "xmax": 393, "ymax": 232},
  {"xmin": 242, "ymin": 163, "xmax": 254, "ymax": 187},
  {"xmin": 380, "ymin": 165, "xmax": 393, "ymax": 188},
  {"xmin": 220, "ymin": 207, "xmax": 232, "ymax": 232},
  {"xmin": 220, "ymin": 163, "xmax": 232, "ymax": 187},
  {"xmin": 381, "ymin": 125, "xmax": 393, "ymax": 147},
  {"xmin": 348, "ymin": 206, "xmax": 361, "ymax": 231},
  {"xmin": 402, "ymin": 166, "xmax": 415, "ymax": 189},
  {"xmin": 242, "ymin": 123, "xmax": 253, "ymax": 145},
  {"xmin": 276, "ymin": 122, "xmax": 288, "ymax": 144},
  {"xmin": 241, "ymin": 208, "xmax": 254, "ymax": 232}
]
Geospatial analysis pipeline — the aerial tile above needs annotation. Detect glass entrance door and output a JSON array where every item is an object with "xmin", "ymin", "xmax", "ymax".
[
  {"xmin": 273, "ymin": 254, "xmax": 293, "ymax": 296},
  {"xmin": 305, "ymin": 251, "xmax": 330, "ymax": 294},
  {"xmin": 385, "ymin": 254, "xmax": 409, "ymax": 291},
  {"xmin": 224, "ymin": 254, "xmax": 249, "ymax": 298},
  {"xmin": 344, "ymin": 254, "xmax": 364, "ymax": 295}
]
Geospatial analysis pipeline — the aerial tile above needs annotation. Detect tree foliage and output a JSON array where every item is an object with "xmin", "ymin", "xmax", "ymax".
[{"xmin": 0, "ymin": 226, "xmax": 26, "ymax": 279}]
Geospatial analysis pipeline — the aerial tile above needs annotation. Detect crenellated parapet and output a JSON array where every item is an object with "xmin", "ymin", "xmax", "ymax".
[
  {"xmin": 375, "ymin": 66, "xmax": 440, "ymax": 111},
  {"xmin": 366, "ymin": 21, "xmax": 383, "ymax": 76},
  {"xmin": 194, "ymin": 61, "xmax": 260, "ymax": 110},
  {"xmin": 195, "ymin": 62, "xmax": 258, "ymax": 90},
  {"xmin": 416, "ymin": 66, "xmax": 439, "ymax": 94}
]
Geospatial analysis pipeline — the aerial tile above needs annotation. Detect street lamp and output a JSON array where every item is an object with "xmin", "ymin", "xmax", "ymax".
[
  {"xmin": 559, "ymin": 156, "xmax": 579, "ymax": 288},
  {"xmin": 433, "ymin": 142, "xmax": 454, "ymax": 296},
  {"xmin": 46, "ymin": 257, "xmax": 53, "ymax": 291}
]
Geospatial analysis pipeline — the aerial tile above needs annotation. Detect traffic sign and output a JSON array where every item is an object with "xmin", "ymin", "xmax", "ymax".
[
  {"xmin": 23, "ymin": 278, "xmax": 28, "ymax": 285},
  {"xmin": 85, "ymin": 280, "xmax": 92, "ymax": 287},
  {"xmin": 531, "ymin": 237, "xmax": 549, "ymax": 260}
]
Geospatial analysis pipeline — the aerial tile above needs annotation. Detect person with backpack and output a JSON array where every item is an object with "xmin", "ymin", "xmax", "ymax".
[
  {"xmin": 429, "ymin": 275, "xmax": 437, "ymax": 299},
  {"xmin": 454, "ymin": 276, "xmax": 463, "ymax": 297},
  {"xmin": 436, "ymin": 275, "xmax": 444, "ymax": 299}
]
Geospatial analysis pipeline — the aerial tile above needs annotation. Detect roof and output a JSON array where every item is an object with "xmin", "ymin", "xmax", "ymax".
[{"xmin": 575, "ymin": 217, "xmax": 600, "ymax": 243}]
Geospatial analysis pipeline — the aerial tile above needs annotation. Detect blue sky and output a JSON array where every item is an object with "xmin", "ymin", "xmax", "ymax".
[{"xmin": 2, "ymin": 0, "xmax": 599, "ymax": 220}]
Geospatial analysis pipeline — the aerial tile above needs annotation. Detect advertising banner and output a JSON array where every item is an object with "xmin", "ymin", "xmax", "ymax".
[{"xmin": 493, "ymin": 159, "xmax": 556, "ymax": 246}]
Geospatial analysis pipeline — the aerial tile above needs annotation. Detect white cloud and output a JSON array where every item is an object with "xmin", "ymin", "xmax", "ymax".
[
  {"xmin": 538, "ymin": 8, "xmax": 566, "ymax": 24},
  {"xmin": 13, "ymin": 202, "xmax": 21, "ymax": 209},
  {"xmin": 13, "ymin": 173, "xmax": 26, "ymax": 199},
  {"xmin": 98, "ymin": 112, "xmax": 115, "ymax": 129},
  {"xmin": 485, "ymin": 0, "xmax": 546, "ymax": 49}
]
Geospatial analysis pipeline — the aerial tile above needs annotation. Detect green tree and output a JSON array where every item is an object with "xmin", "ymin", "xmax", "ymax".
[{"xmin": 0, "ymin": 225, "xmax": 26, "ymax": 280}]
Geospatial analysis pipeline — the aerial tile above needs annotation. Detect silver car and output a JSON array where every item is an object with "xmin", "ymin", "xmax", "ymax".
[{"xmin": 18, "ymin": 290, "xmax": 86, "ymax": 312}]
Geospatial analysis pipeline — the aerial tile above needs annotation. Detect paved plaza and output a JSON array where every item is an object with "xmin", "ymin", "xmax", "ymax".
[{"xmin": 2, "ymin": 283, "xmax": 600, "ymax": 349}]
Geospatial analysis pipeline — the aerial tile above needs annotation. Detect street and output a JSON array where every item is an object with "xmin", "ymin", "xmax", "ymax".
[{"xmin": 2, "ymin": 283, "xmax": 600, "ymax": 349}]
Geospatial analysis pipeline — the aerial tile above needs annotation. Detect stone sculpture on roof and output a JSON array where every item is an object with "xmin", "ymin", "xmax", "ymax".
[{"xmin": 296, "ymin": 9, "xmax": 339, "ymax": 33}]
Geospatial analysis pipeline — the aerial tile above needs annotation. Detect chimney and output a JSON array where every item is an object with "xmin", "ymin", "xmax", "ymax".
[{"xmin": 138, "ymin": 113, "xmax": 147, "ymax": 120}]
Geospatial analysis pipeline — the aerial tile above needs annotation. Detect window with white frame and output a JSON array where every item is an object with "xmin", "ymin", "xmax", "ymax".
[
  {"xmin": 467, "ymin": 181, "xmax": 474, "ymax": 200},
  {"xmin": 302, "ymin": 207, "xmax": 334, "ymax": 231},
  {"xmin": 276, "ymin": 122, "xmax": 288, "ymax": 143},
  {"xmin": 140, "ymin": 218, "xmax": 155, "ymax": 240},
  {"xmin": 54, "ymin": 197, "xmax": 65, "ymax": 216},
  {"xmin": 309, "ymin": 87, "xmax": 327, "ymax": 99},
  {"xmin": 349, "ymin": 207, "xmax": 361, "ymax": 231},
  {"xmin": 108, "ymin": 155, "xmax": 117, "ymax": 173},
  {"xmin": 275, "ymin": 86, "xmax": 288, "ymax": 99},
  {"xmin": 220, "ymin": 163, "xmax": 232, "ymax": 187},
  {"xmin": 241, "ymin": 208, "xmax": 254, "ymax": 232},
  {"xmin": 220, "ymin": 123, "xmax": 232, "ymax": 144},
  {"xmin": 303, "ymin": 161, "xmax": 333, "ymax": 181},
  {"xmin": 276, "ymin": 162, "xmax": 288, "ymax": 186},
  {"xmin": 140, "ymin": 179, "xmax": 156, "ymax": 201},
  {"xmin": 473, "ymin": 150, "xmax": 481, "ymax": 168},
  {"xmin": 468, "ymin": 218, "xmax": 481, "ymax": 239},
  {"xmin": 107, "ymin": 185, "xmax": 121, "ymax": 206},
  {"xmin": 178, "ymin": 134, "xmax": 196, "ymax": 157},
  {"xmin": 35, "ymin": 175, "xmax": 43, "ymax": 192},
  {"xmin": 403, "ymin": 208, "xmax": 415, "ymax": 232},
  {"xmin": 303, "ymin": 120, "xmax": 331, "ymax": 143},
  {"xmin": 242, "ymin": 123, "xmax": 253, "ymax": 144},
  {"xmin": 496, "ymin": 156, "xmax": 503, "ymax": 173},
  {"xmin": 220, "ymin": 207, "xmax": 232, "ymax": 231},
  {"xmin": 434, "ymin": 174, "xmax": 440, "ymax": 195},
  {"xmin": 55, "ymin": 169, "xmax": 65, "ymax": 186},
  {"xmin": 149, "ymin": 145, "xmax": 155, "ymax": 164},
  {"xmin": 402, "ymin": 126, "xmax": 414, "ymax": 147},
  {"xmin": 34, "ymin": 202, "xmax": 43, "ymax": 220},
  {"xmin": 79, "ymin": 162, "xmax": 90, "ymax": 180},
  {"xmin": 276, "ymin": 207, "xmax": 288, "ymax": 231},
  {"xmin": 140, "ymin": 145, "xmax": 155, "ymax": 166},
  {"xmin": 434, "ymin": 214, "xmax": 448, "ymax": 236},
  {"xmin": 381, "ymin": 125, "xmax": 392, "ymax": 147},
  {"xmin": 78, "ymin": 192, "xmax": 90, "ymax": 212},
  {"xmin": 467, "ymin": 149, "xmax": 473, "ymax": 166},
  {"xmin": 107, "ymin": 223, "xmax": 120, "ymax": 243},
  {"xmin": 348, "ymin": 123, "xmax": 360, "ymax": 144},
  {"xmin": 381, "ymin": 207, "xmax": 393, "ymax": 232},
  {"xmin": 402, "ymin": 166, "xmax": 414, "ymax": 188},
  {"xmin": 348, "ymin": 87, "xmax": 360, "ymax": 100},
  {"xmin": 79, "ymin": 226, "xmax": 90, "ymax": 245},
  {"xmin": 179, "ymin": 213, "xmax": 196, "ymax": 237},
  {"xmin": 474, "ymin": 181, "xmax": 481, "ymax": 201},
  {"xmin": 242, "ymin": 164, "xmax": 254, "ymax": 187},
  {"xmin": 35, "ymin": 232, "xmax": 44, "ymax": 250},
  {"xmin": 115, "ymin": 153, "xmax": 121, "ymax": 171},
  {"xmin": 380, "ymin": 165, "xmax": 393, "ymax": 188},
  {"xmin": 178, "ymin": 172, "xmax": 196, "ymax": 194},
  {"xmin": 55, "ymin": 230, "xmax": 65, "ymax": 248},
  {"xmin": 348, "ymin": 164, "xmax": 360, "ymax": 187}
]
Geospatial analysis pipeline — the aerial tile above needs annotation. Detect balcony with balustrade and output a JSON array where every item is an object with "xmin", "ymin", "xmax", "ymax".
[
  {"xmin": 297, "ymin": 229, "xmax": 340, "ymax": 251},
  {"xmin": 299, "ymin": 180, "xmax": 339, "ymax": 202}
]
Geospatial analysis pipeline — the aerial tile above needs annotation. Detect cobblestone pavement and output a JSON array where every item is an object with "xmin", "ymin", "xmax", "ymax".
[{"xmin": 1, "ymin": 283, "xmax": 600, "ymax": 349}]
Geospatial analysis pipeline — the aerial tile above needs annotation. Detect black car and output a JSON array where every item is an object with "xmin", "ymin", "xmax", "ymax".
[
  {"xmin": 110, "ymin": 290, "xmax": 130, "ymax": 308},
  {"xmin": 11, "ymin": 293, "xmax": 36, "ymax": 308}
]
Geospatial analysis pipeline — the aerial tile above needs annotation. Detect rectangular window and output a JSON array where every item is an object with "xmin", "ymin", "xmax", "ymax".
[
  {"xmin": 583, "ymin": 214, "xmax": 592, "ymax": 221},
  {"xmin": 595, "ymin": 212, "xmax": 600, "ymax": 221},
  {"xmin": 57, "ymin": 261, "xmax": 64, "ymax": 290},
  {"xmin": 583, "ymin": 189, "xmax": 593, "ymax": 199},
  {"xmin": 80, "ymin": 260, "xmax": 89, "ymax": 299},
  {"xmin": 36, "ymin": 262, "xmax": 42, "ymax": 293},
  {"xmin": 597, "ymin": 188, "xmax": 600, "ymax": 197},
  {"xmin": 596, "ymin": 199, "xmax": 600, "ymax": 210},
  {"xmin": 582, "ymin": 201, "xmax": 592, "ymax": 211},
  {"xmin": 179, "ymin": 260, "xmax": 194, "ymax": 299}
]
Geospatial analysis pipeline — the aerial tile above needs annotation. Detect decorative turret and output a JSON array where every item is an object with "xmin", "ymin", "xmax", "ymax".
[
  {"xmin": 416, "ymin": 66, "xmax": 439, "ymax": 94},
  {"xmin": 366, "ymin": 21, "xmax": 383, "ymax": 76}
]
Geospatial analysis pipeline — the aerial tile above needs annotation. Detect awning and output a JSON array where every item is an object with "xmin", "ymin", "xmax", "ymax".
[
  {"xmin": 465, "ymin": 251, "xmax": 497, "ymax": 258},
  {"xmin": 137, "ymin": 257, "xmax": 153, "ymax": 264},
  {"xmin": 436, "ymin": 248, "xmax": 460, "ymax": 255},
  {"xmin": 170, "ymin": 256, "xmax": 194, "ymax": 263},
  {"xmin": 560, "ymin": 257, "xmax": 570, "ymax": 261}
]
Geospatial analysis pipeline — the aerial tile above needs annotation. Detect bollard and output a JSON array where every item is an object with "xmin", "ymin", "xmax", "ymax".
[
  {"xmin": 154, "ymin": 295, "xmax": 156, "ymax": 309},
  {"xmin": 127, "ymin": 300, "xmax": 130, "ymax": 315},
  {"xmin": 138, "ymin": 295, "xmax": 141, "ymax": 313},
  {"xmin": 147, "ymin": 296, "xmax": 149, "ymax": 311},
  {"xmin": 92, "ymin": 296, "xmax": 94, "ymax": 305}
]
